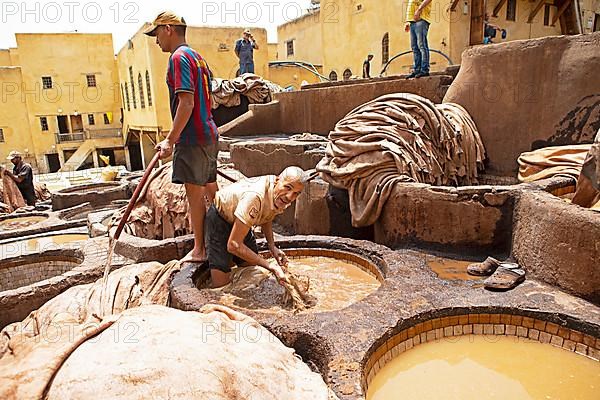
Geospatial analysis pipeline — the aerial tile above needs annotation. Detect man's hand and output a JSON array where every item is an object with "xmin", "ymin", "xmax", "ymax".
[
  {"xmin": 404, "ymin": 22, "xmax": 410, "ymax": 32},
  {"xmin": 414, "ymin": 9, "xmax": 422, "ymax": 21},
  {"xmin": 155, "ymin": 139, "xmax": 173, "ymax": 159},
  {"xmin": 268, "ymin": 261, "xmax": 289, "ymax": 286},
  {"xmin": 271, "ymin": 247, "xmax": 289, "ymax": 269}
]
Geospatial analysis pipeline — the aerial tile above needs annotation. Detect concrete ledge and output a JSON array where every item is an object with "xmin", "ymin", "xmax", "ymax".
[
  {"xmin": 110, "ymin": 228, "xmax": 194, "ymax": 264},
  {"xmin": 512, "ymin": 190, "xmax": 600, "ymax": 304},
  {"xmin": 0, "ymin": 212, "xmax": 86, "ymax": 241},
  {"xmin": 52, "ymin": 182, "xmax": 130, "ymax": 211}
]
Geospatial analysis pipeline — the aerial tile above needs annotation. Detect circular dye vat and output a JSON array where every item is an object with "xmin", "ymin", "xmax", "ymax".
[
  {"xmin": 0, "ymin": 253, "xmax": 83, "ymax": 293},
  {"xmin": 200, "ymin": 254, "xmax": 381, "ymax": 313},
  {"xmin": 0, "ymin": 234, "xmax": 89, "ymax": 259},
  {"xmin": 367, "ymin": 335, "xmax": 600, "ymax": 400},
  {"xmin": 0, "ymin": 215, "xmax": 48, "ymax": 231},
  {"xmin": 425, "ymin": 255, "xmax": 484, "ymax": 281}
]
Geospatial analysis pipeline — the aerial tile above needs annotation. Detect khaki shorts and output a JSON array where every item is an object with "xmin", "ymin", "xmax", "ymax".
[{"xmin": 172, "ymin": 142, "xmax": 218, "ymax": 186}]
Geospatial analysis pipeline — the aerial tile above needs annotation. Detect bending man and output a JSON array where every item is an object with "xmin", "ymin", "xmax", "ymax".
[{"xmin": 206, "ymin": 166, "xmax": 306, "ymax": 288}]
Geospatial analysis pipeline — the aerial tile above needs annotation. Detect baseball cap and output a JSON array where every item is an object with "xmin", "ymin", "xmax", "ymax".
[
  {"xmin": 6, "ymin": 150, "xmax": 22, "ymax": 160},
  {"xmin": 144, "ymin": 11, "xmax": 186, "ymax": 36}
]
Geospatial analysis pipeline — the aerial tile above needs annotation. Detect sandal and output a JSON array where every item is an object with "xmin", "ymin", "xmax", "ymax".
[
  {"xmin": 467, "ymin": 257, "xmax": 501, "ymax": 276},
  {"xmin": 484, "ymin": 263, "xmax": 526, "ymax": 291}
]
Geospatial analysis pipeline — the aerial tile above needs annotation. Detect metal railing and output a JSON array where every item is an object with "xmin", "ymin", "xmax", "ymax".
[
  {"xmin": 55, "ymin": 128, "xmax": 122, "ymax": 143},
  {"xmin": 56, "ymin": 132, "xmax": 85, "ymax": 143}
]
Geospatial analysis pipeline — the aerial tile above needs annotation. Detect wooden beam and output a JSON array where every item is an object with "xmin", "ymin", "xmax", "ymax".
[
  {"xmin": 450, "ymin": 0, "xmax": 460, "ymax": 12},
  {"xmin": 493, "ymin": 0, "xmax": 508, "ymax": 17},
  {"xmin": 552, "ymin": 0, "xmax": 571, "ymax": 26},
  {"xmin": 527, "ymin": 0, "xmax": 546, "ymax": 23}
]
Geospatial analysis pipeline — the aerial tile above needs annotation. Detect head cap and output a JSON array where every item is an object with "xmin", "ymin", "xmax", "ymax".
[
  {"xmin": 6, "ymin": 150, "xmax": 22, "ymax": 160},
  {"xmin": 144, "ymin": 11, "xmax": 186, "ymax": 36}
]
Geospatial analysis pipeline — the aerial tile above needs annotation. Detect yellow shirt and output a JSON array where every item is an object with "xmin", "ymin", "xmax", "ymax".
[
  {"xmin": 214, "ymin": 175, "xmax": 284, "ymax": 227},
  {"xmin": 406, "ymin": 0, "xmax": 432, "ymax": 23}
]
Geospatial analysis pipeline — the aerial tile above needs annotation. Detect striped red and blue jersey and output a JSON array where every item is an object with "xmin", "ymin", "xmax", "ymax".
[{"xmin": 166, "ymin": 45, "xmax": 218, "ymax": 146}]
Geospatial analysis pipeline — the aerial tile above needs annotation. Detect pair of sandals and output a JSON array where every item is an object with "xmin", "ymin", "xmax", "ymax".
[{"xmin": 467, "ymin": 257, "xmax": 526, "ymax": 290}]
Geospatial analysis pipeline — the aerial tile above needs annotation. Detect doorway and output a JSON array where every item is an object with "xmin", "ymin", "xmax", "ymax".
[
  {"xmin": 46, "ymin": 153, "xmax": 60, "ymax": 172},
  {"xmin": 70, "ymin": 115, "xmax": 83, "ymax": 132},
  {"xmin": 57, "ymin": 115, "xmax": 69, "ymax": 133},
  {"xmin": 128, "ymin": 143, "xmax": 143, "ymax": 171}
]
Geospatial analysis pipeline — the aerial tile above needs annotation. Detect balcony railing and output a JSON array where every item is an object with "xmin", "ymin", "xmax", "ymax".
[
  {"xmin": 86, "ymin": 128, "xmax": 122, "ymax": 139},
  {"xmin": 56, "ymin": 132, "xmax": 85, "ymax": 143},
  {"xmin": 55, "ymin": 128, "xmax": 122, "ymax": 143}
]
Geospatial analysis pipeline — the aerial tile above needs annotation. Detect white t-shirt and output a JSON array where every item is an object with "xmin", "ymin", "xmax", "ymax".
[{"xmin": 214, "ymin": 175, "xmax": 284, "ymax": 227}]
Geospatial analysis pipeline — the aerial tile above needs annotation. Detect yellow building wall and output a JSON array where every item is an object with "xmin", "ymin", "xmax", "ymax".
[
  {"xmin": 268, "ymin": 65, "xmax": 324, "ymax": 89},
  {"xmin": 0, "ymin": 50, "xmax": 11, "ymax": 66},
  {"xmin": 267, "ymin": 43, "xmax": 278, "ymax": 61},
  {"xmin": 15, "ymin": 33, "xmax": 122, "ymax": 172},
  {"xmin": 0, "ymin": 67, "xmax": 35, "ymax": 167},
  {"xmin": 581, "ymin": 0, "xmax": 600, "ymax": 32},
  {"xmin": 277, "ymin": 11, "xmax": 323, "ymax": 65},
  {"xmin": 118, "ymin": 24, "xmax": 270, "ymax": 143},
  {"xmin": 9, "ymin": 48, "xmax": 19, "ymax": 66}
]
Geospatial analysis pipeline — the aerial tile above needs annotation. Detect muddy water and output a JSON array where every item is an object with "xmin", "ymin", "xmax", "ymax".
[
  {"xmin": 426, "ymin": 255, "xmax": 484, "ymax": 281},
  {"xmin": 214, "ymin": 256, "xmax": 380, "ymax": 313},
  {"xmin": 0, "ymin": 234, "xmax": 88, "ymax": 258},
  {"xmin": 367, "ymin": 335, "xmax": 600, "ymax": 400},
  {"xmin": 0, "ymin": 215, "xmax": 48, "ymax": 231}
]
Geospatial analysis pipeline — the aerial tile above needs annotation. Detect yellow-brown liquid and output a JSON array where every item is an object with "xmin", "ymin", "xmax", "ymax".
[
  {"xmin": 216, "ymin": 256, "xmax": 381, "ymax": 313},
  {"xmin": 0, "ymin": 215, "xmax": 47, "ymax": 231},
  {"xmin": 0, "ymin": 234, "xmax": 88, "ymax": 258},
  {"xmin": 426, "ymin": 255, "xmax": 484, "ymax": 281},
  {"xmin": 367, "ymin": 335, "xmax": 600, "ymax": 400}
]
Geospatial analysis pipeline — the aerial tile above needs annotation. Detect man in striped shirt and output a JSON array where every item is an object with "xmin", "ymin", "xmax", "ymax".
[{"xmin": 145, "ymin": 11, "xmax": 218, "ymax": 263}]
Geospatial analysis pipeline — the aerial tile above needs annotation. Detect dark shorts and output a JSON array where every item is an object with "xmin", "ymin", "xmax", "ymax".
[
  {"xmin": 19, "ymin": 186, "xmax": 36, "ymax": 206},
  {"xmin": 205, "ymin": 205, "xmax": 258, "ymax": 273},
  {"xmin": 172, "ymin": 143, "xmax": 218, "ymax": 186}
]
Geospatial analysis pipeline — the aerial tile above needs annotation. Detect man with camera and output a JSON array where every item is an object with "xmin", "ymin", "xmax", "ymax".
[{"xmin": 235, "ymin": 29, "xmax": 259, "ymax": 75}]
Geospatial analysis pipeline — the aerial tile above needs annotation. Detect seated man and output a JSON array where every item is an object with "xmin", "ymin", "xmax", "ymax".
[{"xmin": 205, "ymin": 166, "xmax": 306, "ymax": 288}]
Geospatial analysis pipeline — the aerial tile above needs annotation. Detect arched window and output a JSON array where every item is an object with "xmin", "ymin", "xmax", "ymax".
[
  {"xmin": 329, "ymin": 70, "xmax": 338, "ymax": 81},
  {"xmin": 138, "ymin": 73, "xmax": 145, "ymax": 109},
  {"xmin": 124, "ymin": 82, "xmax": 131, "ymax": 111},
  {"xmin": 146, "ymin": 71, "xmax": 153, "ymax": 106},
  {"xmin": 129, "ymin": 66, "xmax": 137, "ymax": 109},
  {"xmin": 343, "ymin": 69, "xmax": 352, "ymax": 80},
  {"xmin": 382, "ymin": 32, "xmax": 389, "ymax": 65}
]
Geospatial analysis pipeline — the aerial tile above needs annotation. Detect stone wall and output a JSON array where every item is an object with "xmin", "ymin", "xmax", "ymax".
[
  {"xmin": 220, "ymin": 75, "xmax": 451, "ymax": 137},
  {"xmin": 373, "ymin": 183, "xmax": 515, "ymax": 253},
  {"xmin": 444, "ymin": 33, "xmax": 600, "ymax": 176},
  {"xmin": 511, "ymin": 190, "xmax": 600, "ymax": 304}
]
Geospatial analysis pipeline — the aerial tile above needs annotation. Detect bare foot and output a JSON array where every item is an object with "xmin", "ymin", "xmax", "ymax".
[{"xmin": 181, "ymin": 249, "xmax": 207, "ymax": 264}]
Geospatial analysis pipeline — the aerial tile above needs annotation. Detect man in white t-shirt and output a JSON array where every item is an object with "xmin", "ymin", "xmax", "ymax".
[{"xmin": 205, "ymin": 166, "xmax": 306, "ymax": 287}]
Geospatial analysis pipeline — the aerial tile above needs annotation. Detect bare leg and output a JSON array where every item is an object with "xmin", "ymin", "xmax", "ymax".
[
  {"xmin": 210, "ymin": 269, "xmax": 231, "ymax": 288},
  {"xmin": 183, "ymin": 183, "xmax": 208, "ymax": 262}
]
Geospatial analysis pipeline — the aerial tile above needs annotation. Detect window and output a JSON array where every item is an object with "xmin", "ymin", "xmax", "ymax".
[
  {"xmin": 103, "ymin": 113, "xmax": 110, "ymax": 124},
  {"xmin": 382, "ymin": 33, "xmax": 389, "ymax": 65},
  {"xmin": 42, "ymin": 76, "xmax": 52, "ymax": 89},
  {"xmin": 88, "ymin": 114, "xmax": 95, "ymax": 125},
  {"xmin": 124, "ymin": 82, "xmax": 131, "ymax": 111},
  {"xmin": 0, "ymin": 128, "xmax": 4, "ymax": 142},
  {"xmin": 286, "ymin": 40, "xmax": 294, "ymax": 57},
  {"xmin": 40, "ymin": 116, "xmax": 48, "ymax": 131},
  {"xmin": 506, "ymin": 0, "xmax": 516, "ymax": 21},
  {"xmin": 329, "ymin": 70, "xmax": 338, "ymax": 81},
  {"xmin": 86, "ymin": 74, "xmax": 96, "ymax": 87},
  {"xmin": 343, "ymin": 69, "xmax": 352, "ymax": 80},
  {"xmin": 543, "ymin": 4, "xmax": 551, "ymax": 26},
  {"xmin": 146, "ymin": 71, "xmax": 153, "ymax": 106},
  {"xmin": 129, "ymin": 66, "xmax": 137, "ymax": 109},
  {"xmin": 138, "ymin": 73, "xmax": 145, "ymax": 109}
]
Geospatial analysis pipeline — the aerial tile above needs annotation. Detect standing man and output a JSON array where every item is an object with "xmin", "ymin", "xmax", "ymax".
[
  {"xmin": 362, "ymin": 54, "xmax": 374, "ymax": 79},
  {"xmin": 4, "ymin": 150, "xmax": 36, "ymax": 206},
  {"xmin": 145, "ymin": 11, "xmax": 219, "ymax": 263},
  {"xmin": 405, "ymin": 0, "xmax": 433, "ymax": 78},
  {"xmin": 235, "ymin": 29, "xmax": 259, "ymax": 75}
]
